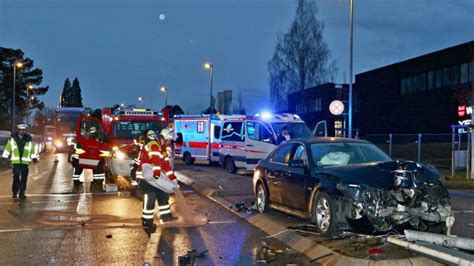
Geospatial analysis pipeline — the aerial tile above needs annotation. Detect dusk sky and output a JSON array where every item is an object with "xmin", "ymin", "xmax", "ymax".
[{"xmin": 1, "ymin": 0, "xmax": 473, "ymax": 114}]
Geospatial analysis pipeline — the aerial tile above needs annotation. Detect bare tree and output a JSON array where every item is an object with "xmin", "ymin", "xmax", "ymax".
[{"xmin": 268, "ymin": 0, "xmax": 335, "ymax": 111}]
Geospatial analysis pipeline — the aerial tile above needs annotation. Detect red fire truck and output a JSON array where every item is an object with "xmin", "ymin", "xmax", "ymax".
[{"xmin": 73, "ymin": 107, "xmax": 167, "ymax": 186}]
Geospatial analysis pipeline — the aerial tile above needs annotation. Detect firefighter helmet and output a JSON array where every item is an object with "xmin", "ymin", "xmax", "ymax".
[
  {"xmin": 160, "ymin": 128, "xmax": 173, "ymax": 140},
  {"xmin": 146, "ymin": 130, "xmax": 157, "ymax": 140}
]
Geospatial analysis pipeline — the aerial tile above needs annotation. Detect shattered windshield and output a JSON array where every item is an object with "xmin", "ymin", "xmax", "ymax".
[{"xmin": 311, "ymin": 142, "xmax": 392, "ymax": 167}]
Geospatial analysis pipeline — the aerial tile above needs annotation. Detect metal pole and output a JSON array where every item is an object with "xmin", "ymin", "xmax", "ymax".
[
  {"xmin": 12, "ymin": 65, "xmax": 16, "ymax": 132},
  {"xmin": 165, "ymin": 92, "xmax": 168, "ymax": 107},
  {"xmin": 467, "ymin": 128, "xmax": 470, "ymax": 179},
  {"xmin": 208, "ymin": 66, "xmax": 214, "ymax": 161},
  {"xmin": 389, "ymin": 134, "xmax": 393, "ymax": 156},
  {"xmin": 452, "ymin": 126, "xmax": 455, "ymax": 178},
  {"xmin": 417, "ymin": 134, "xmax": 422, "ymax": 162},
  {"xmin": 348, "ymin": 0, "xmax": 354, "ymax": 138}
]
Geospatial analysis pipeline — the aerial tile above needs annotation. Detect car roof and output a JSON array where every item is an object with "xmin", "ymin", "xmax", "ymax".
[{"xmin": 286, "ymin": 137, "xmax": 370, "ymax": 145}]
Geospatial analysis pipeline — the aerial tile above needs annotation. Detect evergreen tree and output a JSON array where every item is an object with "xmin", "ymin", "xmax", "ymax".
[
  {"xmin": 70, "ymin": 77, "xmax": 83, "ymax": 107},
  {"xmin": 61, "ymin": 78, "xmax": 71, "ymax": 107}
]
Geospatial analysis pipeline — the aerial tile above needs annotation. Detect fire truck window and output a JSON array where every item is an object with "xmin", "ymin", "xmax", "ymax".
[
  {"xmin": 214, "ymin": 126, "xmax": 221, "ymax": 139},
  {"xmin": 221, "ymin": 122, "xmax": 244, "ymax": 142},
  {"xmin": 197, "ymin": 121, "xmax": 204, "ymax": 133},
  {"xmin": 114, "ymin": 121, "xmax": 165, "ymax": 140}
]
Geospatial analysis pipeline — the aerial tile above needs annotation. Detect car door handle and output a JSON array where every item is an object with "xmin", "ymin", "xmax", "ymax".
[{"xmin": 246, "ymin": 144, "xmax": 254, "ymax": 147}]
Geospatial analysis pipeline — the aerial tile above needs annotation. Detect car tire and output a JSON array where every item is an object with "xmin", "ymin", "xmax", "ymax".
[
  {"xmin": 183, "ymin": 153, "xmax": 194, "ymax": 165},
  {"xmin": 313, "ymin": 191, "xmax": 340, "ymax": 237},
  {"xmin": 224, "ymin": 156, "xmax": 237, "ymax": 174},
  {"xmin": 256, "ymin": 182, "xmax": 269, "ymax": 213}
]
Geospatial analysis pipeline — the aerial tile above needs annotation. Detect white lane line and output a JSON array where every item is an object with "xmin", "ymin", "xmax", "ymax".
[
  {"xmin": 144, "ymin": 229, "xmax": 163, "ymax": 264},
  {"xmin": 453, "ymin": 210, "xmax": 474, "ymax": 214},
  {"xmin": 0, "ymin": 192, "xmax": 117, "ymax": 199},
  {"xmin": 208, "ymin": 220, "xmax": 236, "ymax": 224},
  {"xmin": 0, "ymin": 228, "xmax": 33, "ymax": 233}
]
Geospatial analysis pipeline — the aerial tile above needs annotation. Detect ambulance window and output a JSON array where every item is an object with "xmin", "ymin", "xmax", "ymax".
[
  {"xmin": 247, "ymin": 121, "xmax": 274, "ymax": 143},
  {"xmin": 221, "ymin": 122, "xmax": 244, "ymax": 142},
  {"xmin": 197, "ymin": 121, "xmax": 204, "ymax": 133},
  {"xmin": 214, "ymin": 126, "xmax": 221, "ymax": 139}
]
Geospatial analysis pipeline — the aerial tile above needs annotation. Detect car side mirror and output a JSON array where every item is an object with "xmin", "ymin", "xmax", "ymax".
[{"xmin": 289, "ymin": 159, "xmax": 305, "ymax": 168}]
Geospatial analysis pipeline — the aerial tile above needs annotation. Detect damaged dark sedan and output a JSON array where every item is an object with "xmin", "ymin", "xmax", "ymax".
[{"xmin": 252, "ymin": 138, "xmax": 453, "ymax": 236}]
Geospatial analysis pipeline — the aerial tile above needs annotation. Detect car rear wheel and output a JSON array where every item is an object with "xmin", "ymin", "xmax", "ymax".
[
  {"xmin": 314, "ymin": 191, "xmax": 340, "ymax": 237},
  {"xmin": 224, "ymin": 156, "xmax": 237, "ymax": 174},
  {"xmin": 183, "ymin": 153, "xmax": 194, "ymax": 165},
  {"xmin": 256, "ymin": 182, "xmax": 269, "ymax": 213}
]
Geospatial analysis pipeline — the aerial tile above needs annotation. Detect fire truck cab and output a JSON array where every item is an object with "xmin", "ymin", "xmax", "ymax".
[
  {"xmin": 218, "ymin": 113, "xmax": 312, "ymax": 173},
  {"xmin": 75, "ymin": 107, "xmax": 167, "ymax": 185},
  {"xmin": 173, "ymin": 114, "xmax": 245, "ymax": 165}
]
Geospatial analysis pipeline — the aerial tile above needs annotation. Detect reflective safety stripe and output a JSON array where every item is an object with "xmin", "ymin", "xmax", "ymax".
[
  {"xmin": 152, "ymin": 166, "xmax": 161, "ymax": 171},
  {"xmin": 148, "ymin": 152, "xmax": 163, "ymax": 158},
  {"xmin": 142, "ymin": 214, "xmax": 154, "ymax": 219},
  {"xmin": 165, "ymin": 171, "xmax": 173, "ymax": 176},
  {"xmin": 164, "ymin": 157, "xmax": 169, "ymax": 161},
  {"xmin": 159, "ymin": 209, "xmax": 171, "ymax": 215},
  {"xmin": 142, "ymin": 209, "xmax": 154, "ymax": 214},
  {"xmin": 2, "ymin": 151, "xmax": 9, "ymax": 158},
  {"xmin": 158, "ymin": 204, "xmax": 170, "ymax": 210},
  {"xmin": 143, "ymin": 194, "xmax": 149, "ymax": 213}
]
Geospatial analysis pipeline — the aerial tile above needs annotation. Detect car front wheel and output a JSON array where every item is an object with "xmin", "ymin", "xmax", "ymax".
[
  {"xmin": 256, "ymin": 183, "xmax": 269, "ymax": 213},
  {"xmin": 314, "ymin": 191, "xmax": 340, "ymax": 237}
]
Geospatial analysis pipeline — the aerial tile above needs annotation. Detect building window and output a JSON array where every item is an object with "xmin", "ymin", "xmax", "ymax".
[
  {"xmin": 413, "ymin": 75, "xmax": 421, "ymax": 92},
  {"xmin": 470, "ymin": 62, "xmax": 474, "ymax": 82},
  {"xmin": 427, "ymin": 71, "xmax": 434, "ymax": 90},
  {"xmin": 461, "ymin": 63, "xmax": 468, "ymax": 83},
  {"xmin": 450, "ymin": 65, "xmax": 459, "ymax": 86},
  {"xmin": 309, "ymin": 98, "xmax": 322, "ymax": 112},
  {"xmin": 435, "ymin": 69, "xmax": 442, "ymax": 88},
  {"xmin": 420, "ymin": 73, "xmax": 427, "ymax": 91},
  {"xmin": 406, "ymin": 76, "xmax": 413, "ymax": 93},
  {"xmin": 442, "ymin": 68, "xmax": 449, "ymax": 87},
  {"xmin": 400, "ymin": 78, "xmax": 406, "ymax": 95}
]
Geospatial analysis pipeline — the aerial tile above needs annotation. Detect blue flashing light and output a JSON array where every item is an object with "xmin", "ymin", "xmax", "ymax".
[{"xmin": 261, "ymin": 111, "xmax": 273, "ymax": 120}]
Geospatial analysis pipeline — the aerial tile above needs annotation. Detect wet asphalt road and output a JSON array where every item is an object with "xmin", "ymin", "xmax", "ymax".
[{"xmin": 0, "ymin": 151, "xmax": 307, "ymax": 265}]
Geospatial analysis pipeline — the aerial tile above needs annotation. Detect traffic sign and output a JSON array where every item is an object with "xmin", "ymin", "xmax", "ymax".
[{"xmin": 329, "ymin": 100, "xmax": 344, "ymax": 116}]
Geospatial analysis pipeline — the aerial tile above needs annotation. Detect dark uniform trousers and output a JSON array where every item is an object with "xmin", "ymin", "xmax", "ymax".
[
  {"xmin": 12, "ymin": 164, "xmax": 29, "ymax": 196},
  {"xmin": 140, "ymin": 181, "xmax": 172, "ymax": 226}
]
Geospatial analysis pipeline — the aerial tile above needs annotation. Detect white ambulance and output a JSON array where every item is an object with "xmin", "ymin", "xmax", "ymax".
[
  {"xmin": 218, "ymin": 113, "xmax": 312, "ymax": 173},
  {"xmin": 173, "ymin": 114, "xmax": 245, "ymax": 165}
]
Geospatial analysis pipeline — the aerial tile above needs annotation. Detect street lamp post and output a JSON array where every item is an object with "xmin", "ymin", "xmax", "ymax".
[
  {"xmin": 204, "ymin": 62, "xmax": 214, "ymax": 161},
  {"xmin": 138, "ymin": 97, "xmax": 144, "ymax": 108},
  {"xmin": 12, "ymin": 61, "xmax": 24, "ymax": 132},
  {"xmin": 160, "ymin": 86, "xmax": 168, "ymax": 107},
  {"xmin": 348, "ymin": 0, "xmax": 355, "ymax": 138},
  {"xmin": 27, "ymin": 85, "xmax": 34, "ymax": 126}
]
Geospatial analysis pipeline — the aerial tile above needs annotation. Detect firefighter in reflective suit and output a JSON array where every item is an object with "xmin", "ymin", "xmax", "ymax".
[{"xmin": 137, "ymin": 130, "xmax": 177, "ymax": 234}]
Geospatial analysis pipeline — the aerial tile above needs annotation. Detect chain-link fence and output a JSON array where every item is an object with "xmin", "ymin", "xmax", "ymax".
[{"xmin": 365, "ymin": 133, "xmax": 470, "ymax": 169}]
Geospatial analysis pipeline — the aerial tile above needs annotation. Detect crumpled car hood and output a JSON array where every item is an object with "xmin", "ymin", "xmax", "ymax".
[{"xmin": 314, "ymin": 161, "xmax": 440, "ymax": 189}]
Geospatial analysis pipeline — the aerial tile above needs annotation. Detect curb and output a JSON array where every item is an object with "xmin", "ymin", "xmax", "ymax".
[{"xmin": 175, "ymin": 170, "xmax": 441, "ymax": 265}]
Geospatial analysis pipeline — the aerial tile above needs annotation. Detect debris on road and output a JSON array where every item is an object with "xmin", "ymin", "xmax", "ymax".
[
  {"xmin": 106, "ymin": 234, "xmax": 112, "ymax": 238},
  {"xmin": 177, "ymin": 249, "xmax": 208, "ymax": 266}
]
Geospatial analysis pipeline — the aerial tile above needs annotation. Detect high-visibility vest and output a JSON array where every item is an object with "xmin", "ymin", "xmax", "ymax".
[{"xmin": 2, "ymin": 137, "xmax": 37, "ymax": 165}]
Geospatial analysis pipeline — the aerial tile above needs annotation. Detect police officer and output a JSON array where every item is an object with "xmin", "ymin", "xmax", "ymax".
[
  {"xmin": 2, "ymin": 124, "xmax": 38, "ymax": 201},
  {"xmin": 138, "ymin": 130, "xmax": 177, "ymax": 234}
]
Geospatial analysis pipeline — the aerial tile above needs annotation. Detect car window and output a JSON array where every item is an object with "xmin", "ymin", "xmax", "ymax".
[
  {"xmin": 247, "ymin": 121, "xmax": 274, "ymax": 143},
  {"xmin": 293, "ymin": 144, "xmax": 308, "ymax": 166},
  {"xmin": 269, "ymin": 143, "xmax": 294, "ymax": 164},
  {"xmin": 221, "ymin": 122, "xmax": 245, "ymax": 142},
  {"xmin": 310, "ymin": 142, "xmax": 391, "ymax": 167}
]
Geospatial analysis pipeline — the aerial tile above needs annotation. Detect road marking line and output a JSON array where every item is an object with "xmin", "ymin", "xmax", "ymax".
[
  {"xmin": 208, "ymin": 220, "xmax": 236, "ymax": 224},
  {"xmin": 0, "ymin": 228, "xmax": 33, "ymax": 233},
  {"xmin": 144, "ymin": 229, "xmax": 163, "ymax": 264},
  {"xmin": 0, "ymin": 169, "xmax": 11, "ymax": 176},
  {"xmin": 453, "ymin": 210, "xmax": 474, "ymax": 214}
]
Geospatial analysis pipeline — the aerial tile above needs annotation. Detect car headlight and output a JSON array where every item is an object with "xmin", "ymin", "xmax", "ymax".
[
  {"xmin": 114, "ymin": 150, "xmax": 126, "ymax": 160},
  {"xmin": 54, "ymin": 140, "xmax": 63, "ymax": 148},
  {"xmin": 337, "ymin": 182, "xmax": 363, "ymax": 201}
]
